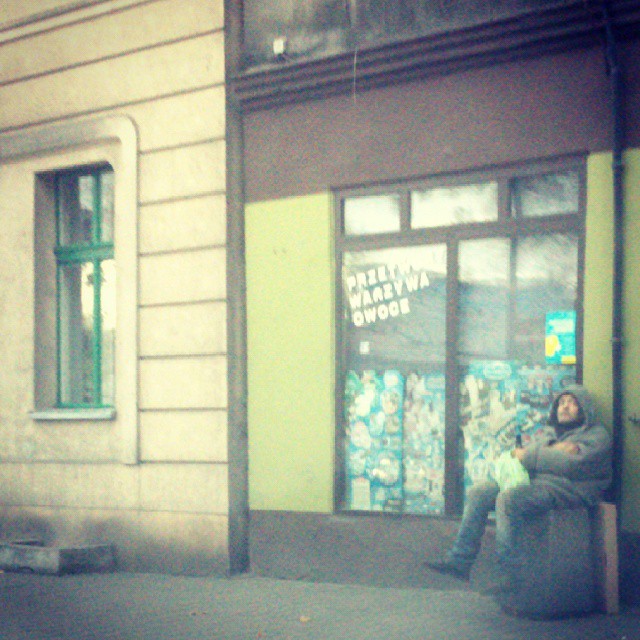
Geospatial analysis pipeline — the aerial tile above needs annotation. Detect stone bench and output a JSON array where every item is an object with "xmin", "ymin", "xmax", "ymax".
[{"xmin": 495, "ymin": 503, "xmax": 618, "ymax": 619}]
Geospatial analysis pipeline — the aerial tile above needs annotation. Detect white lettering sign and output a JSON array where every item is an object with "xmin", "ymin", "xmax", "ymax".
[{"xmin": 347, "ymin": 265, "xmax": 429, "ymax": 327}]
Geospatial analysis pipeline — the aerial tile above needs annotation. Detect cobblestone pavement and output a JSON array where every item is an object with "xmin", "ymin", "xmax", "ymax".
[{"xmin": 2, "ymin": 571, "xmax": 639, "ymax": 640}]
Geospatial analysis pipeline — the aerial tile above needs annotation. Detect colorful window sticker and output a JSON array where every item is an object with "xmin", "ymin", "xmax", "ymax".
[
  {"xmin": 545, "ymin": 311, "xmax": 576, "ymax": 364},
  {"xmin": 460, "ymin": 361, "xmax": 520, "ymax": 491},
  {"xmin": 402, "ymin": 371, "xmax": 446, "ymax": 515},
  {"xmin": 461, "ymin": 361, "xmax": 576, "ymax": 498},
  {"xmin": 344, "ymin": 370, "xmax": 405, "ymax": 513},
  {"xmin": 344, "ymin": 369, "xmax": 446, "ymax": 514},
  {"xmin": 517, "ymin": 364, "xmax": 576, "ymax": 444}
]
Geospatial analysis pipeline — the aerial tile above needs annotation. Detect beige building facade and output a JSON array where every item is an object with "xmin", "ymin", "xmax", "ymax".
[{"xmin": 0, "ymin": 0, "xmax": 240, "ymax": 574}]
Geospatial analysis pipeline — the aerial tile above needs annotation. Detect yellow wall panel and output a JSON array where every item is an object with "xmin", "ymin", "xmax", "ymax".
[
  {"xmin": 140, "ymin": 302, "xmax": 227, "ymax": 357},
  {"xmin": 139, "ymin": 194, "xmax": 226, "ymax": 254},
  {"xmin": 582, "ymin": 150, "xmax": 640, "ymax": 533},
  {"xmin": 139, "ymin": 141, "xmax": 226, "ymax": 204},
  {"xmin": 139, "ymin": 248, "xmax": 226, "ymax": 305},
  {"xmin": 246, "ymin": 193, "xmax": 335, "ymax": 513},
  {"xmin": 140, "ymin": 410, "xmax": 228, "ymax": 463},
  {"xmin": 0, "ymin": 33, "xmax": 224, "ymax": 130},
  {"xmin": 621, "ymin": 150, "xmax": 640, "ymax": 531},
  {"xmin": 0, "ymin": 0, "xmax": 222, "ymax": 85},
  {"xmin": 584, "ymin": 153, "xmax": 614, "ymax": 427},
  {"xmin": 140, "ymin": 357, "xmax": 228, "ymax": 410}
]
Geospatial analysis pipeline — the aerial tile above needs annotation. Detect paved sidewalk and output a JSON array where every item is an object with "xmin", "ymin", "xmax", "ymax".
[{"xmin": 2, "ymin": 571, "xmax": 639, "ymax": 640}]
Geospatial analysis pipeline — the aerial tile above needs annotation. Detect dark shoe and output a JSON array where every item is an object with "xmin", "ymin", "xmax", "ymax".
[{"xmin": 425, "ymin": 558, "xmax": 470, "ymax": 581}]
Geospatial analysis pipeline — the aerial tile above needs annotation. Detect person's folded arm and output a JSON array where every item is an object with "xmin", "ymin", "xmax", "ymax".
[{"xmin": 520, "ymin": 427, "xmax": 611, "ymax": 480}]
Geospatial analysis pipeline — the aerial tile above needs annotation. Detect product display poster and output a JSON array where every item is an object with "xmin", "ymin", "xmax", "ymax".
[
  {"xmin": 344, "ymin": 370, "xmax": 404, "ymax": 512},
  {"xmin": 345, "ymin": 362, "xmax": 576, "ymax": 513},
  {"xmin": 460, "ymin": 361, "xmax": 520, "ymax": 491},
  {"xmin": 402, "ymin": 371, "xmax": 446, "ymax": 514},
  {"xmin": 545, "ymin": 311, "xmax": 576, "ymax": 364},
  {"xmin": 461, "ymin": 361, "xmax": 577, "ymax": 497},
  {"xmin": 517, "ymin": 364, "xmax": 576, "ymax": 444}
]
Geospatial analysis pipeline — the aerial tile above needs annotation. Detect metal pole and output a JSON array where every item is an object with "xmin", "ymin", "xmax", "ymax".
[
  {"xmin": 602, "ymin": 0, "xmax": 625, "ymax": 515},
  {"xmin": 225, "ymin": 0, "xmax": 250, "ymax": 575}
]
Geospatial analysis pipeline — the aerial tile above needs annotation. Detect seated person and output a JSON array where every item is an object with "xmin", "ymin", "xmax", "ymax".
[{"xmin": 426, "ymin": 384, "xmax": 612, "ymax": 592}]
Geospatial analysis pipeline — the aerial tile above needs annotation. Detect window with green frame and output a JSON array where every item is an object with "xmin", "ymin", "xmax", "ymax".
[
  {"xmin": 54, "ymin": 166, "xmax": 115, "ymax": 408},
  {"xmin": 337, "ymin": 159, "xmax": 584, "ymax": 516}
]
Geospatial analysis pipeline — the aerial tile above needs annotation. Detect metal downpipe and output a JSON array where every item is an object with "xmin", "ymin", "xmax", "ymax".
[{"xmin": 601, "ymin": 1, "xmax": 625, "ymax": 514}]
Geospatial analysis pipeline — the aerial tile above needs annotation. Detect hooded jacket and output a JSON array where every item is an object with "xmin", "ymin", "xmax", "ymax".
[{"xmin": 520, "ymin": 384, "xmax": 612, "ymax": 506}]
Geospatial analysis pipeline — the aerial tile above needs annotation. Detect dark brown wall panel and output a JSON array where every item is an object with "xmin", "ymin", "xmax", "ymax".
[{"xmin": 244, "ymin": 43, "xmax": 640, "ymax": 202}]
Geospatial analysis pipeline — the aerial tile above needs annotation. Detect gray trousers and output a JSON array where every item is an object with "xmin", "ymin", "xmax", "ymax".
[{"xmin": 447, "ymin": 480, "xmax": 586, "ymax": 573}]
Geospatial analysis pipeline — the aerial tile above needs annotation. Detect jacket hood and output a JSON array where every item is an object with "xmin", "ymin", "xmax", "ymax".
[{"xmin": 547, "ymin": 383, "xmax": 597, "ymax": 428}]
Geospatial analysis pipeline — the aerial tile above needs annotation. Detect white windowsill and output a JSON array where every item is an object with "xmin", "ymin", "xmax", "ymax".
[{"xmin": 30, "ymin": 408, "xmax": 117, "ymax": 421}]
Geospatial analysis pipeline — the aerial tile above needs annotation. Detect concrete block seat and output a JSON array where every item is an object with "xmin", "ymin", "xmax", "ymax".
[{"xmin": 495, "ymin": 504, "xmax": 618, "ymax": 619}]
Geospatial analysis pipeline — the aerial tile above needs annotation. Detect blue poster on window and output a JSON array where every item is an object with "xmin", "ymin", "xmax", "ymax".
[
  {"xmin": 545, "ymin": 311, "xmax": 576, "ymax": 364},
  {"xmin": 517, "ymin": 364, "xmax": 576, "ymax": 444},
  {"xmin": 403, "ymin": 371, "xmax": 445, "ymax": 515},
  {"xmin": 344, "ymin": 370, "xmax": 404, "ymax": 513},
  {"xmin": 460, "ymin": 361, "xmax": 520, "ymax": 492}
]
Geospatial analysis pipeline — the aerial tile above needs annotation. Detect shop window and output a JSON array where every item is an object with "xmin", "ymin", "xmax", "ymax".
[{"xmin": 338, "ymin": 160, "xmax": 583, "ymax": 515}]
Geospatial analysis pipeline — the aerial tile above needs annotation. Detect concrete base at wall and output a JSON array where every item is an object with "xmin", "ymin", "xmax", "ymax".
[
  {"xmin": 0, "ymin": 507, "xmax": 231, "ymax": 576},
  {"xmin": 620, "ymin": 532, "xmax": 640, "ymax": 605},
  {"xmin": 249, "ymin": 510, "xmax": 640, "ymax": 605},
  {"xmin": 249, "ymin": 510, "xmax": 501, "ymax": 591},
  {"xmin": 0, "ymin": 540, "xmax": 116, "ymax": 575}
]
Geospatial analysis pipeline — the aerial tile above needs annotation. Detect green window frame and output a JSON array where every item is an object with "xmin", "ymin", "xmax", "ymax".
[{"xmin": 54, "ymin": 165, "xmax": 115, "ymax": 409}]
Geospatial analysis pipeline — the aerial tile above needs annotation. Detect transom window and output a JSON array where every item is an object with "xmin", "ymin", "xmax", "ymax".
[
  {"xmin": 54, "ymin": 166, "xmax": 115, "ymax": 408},
  {"xmin": 337, "ymin": 160, "xmax": 583, "ymax": 516}
]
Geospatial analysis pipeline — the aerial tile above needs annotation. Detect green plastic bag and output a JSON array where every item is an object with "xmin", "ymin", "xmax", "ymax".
[{"xmin": 493, "ymin": 451, "xmax": 530, "ymax": 492}]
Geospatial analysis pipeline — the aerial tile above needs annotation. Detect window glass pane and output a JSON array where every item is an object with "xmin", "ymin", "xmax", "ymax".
[
  {"xmin": 342, "ymin": 245, "xmax": 447, "ymax": 514},
  {"xmin": 403, "ymin": 370, "xmax": 446, "ymax": 515},
  {"xmin": 100, "ymin": 170, "xmax": 115, "ymax": 243},
  {"xmin": 243, "ymin": 0, "xmax": 569, "ymax": 69},
  {"xmin": 411, "ymin": 182, "xmax": 498, "ymax": 229},
  {"xmin": 458, "ymin": 238, "xmax": 510, "ymax": 361},
  {"xmin": 514, "ymin": 233, "xmax": 578, "ymax": 364},
  {"xmin": 58, "ymin": 174, "xmax": 96, "ymax": 246},
  {"xmin": 460, "ymin": 360, "xmax": 577, "ymax": 499},
  {"xmin": 344, "ymin": 369, "xmax": 405, "ymax": 513},
  {"xmin": 59, "ymin": 262, "xmax": 95, "ymax": 405},
  {"xmin": 343, "ymin": 244, "xmax": 447, "ymax": 367},
  {"xmin": 512, "ymin": 171, "xmax": 579, "ymax": 218},
  {"xmin": 344, "ymin": 195, "xmax": 401, "ymax": 235},
  {"xmin": 344, "ymin": 368, "xmax": 446, "ymax": 514},
  {"xmin": 100, "ymin": 259, "xmax": 116, "ymax": 406},
  {"xmin": 460, "ymin": 360, "xmax": 520, "ymax": 493}
]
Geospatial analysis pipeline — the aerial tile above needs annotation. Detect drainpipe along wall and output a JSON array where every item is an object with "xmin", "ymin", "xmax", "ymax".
[
  {"xmin": 225, "ymin": 0, "xmax": 250, "ymax": 574},
  {"xmin": 602, "ymin": 1, "xmax": 625, "ymax": 518}
]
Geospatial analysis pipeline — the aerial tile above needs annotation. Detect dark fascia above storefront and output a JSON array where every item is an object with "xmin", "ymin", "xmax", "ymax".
[{"xmin": 232, "ymin": 0, "xmax": 640, "ymax": 113}]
